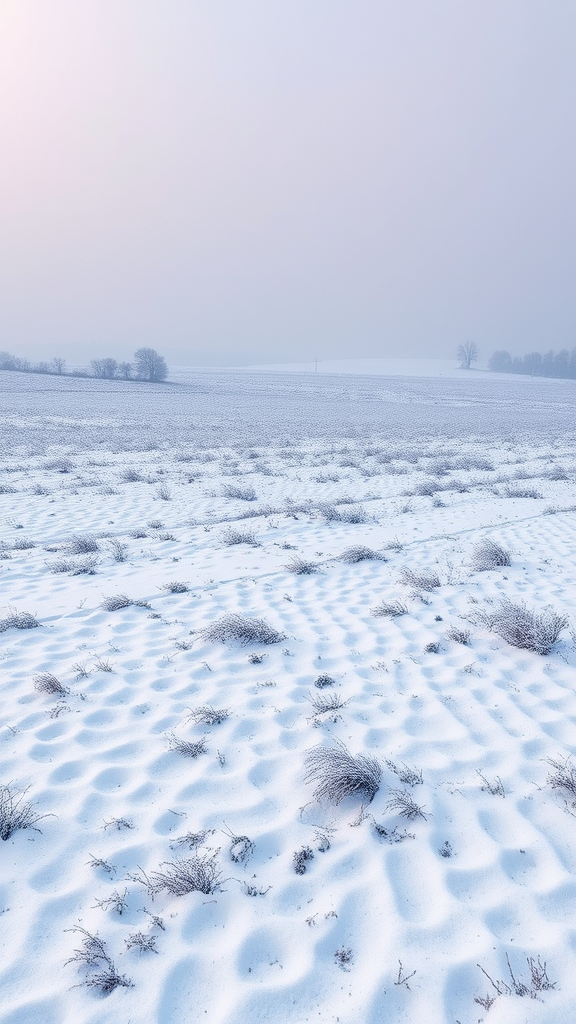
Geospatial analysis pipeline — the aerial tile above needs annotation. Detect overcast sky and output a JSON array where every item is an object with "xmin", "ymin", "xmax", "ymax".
[{"xmin": 1, "ymin": 0, "xmax": 575, "ymax": 367}]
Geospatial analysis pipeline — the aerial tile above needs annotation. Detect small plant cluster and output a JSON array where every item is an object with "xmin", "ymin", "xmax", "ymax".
[
  {"xmin": 399, "ymin": 567, "xmax": 440, "ymax": 591},
  {"xmin": 475, "ymin": 953, "xmax": 555, "ymax": 1008}
]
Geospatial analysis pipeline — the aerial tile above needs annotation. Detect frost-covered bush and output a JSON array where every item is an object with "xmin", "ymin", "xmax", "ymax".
[
  {"xmin": 471, "ymin": 538, "xmax": 511, "ymax": 571},
  {"xmin": 201, "ymin": 613, "xmax": 285, "ymax": 645},
  {"xmin": 479, "ymin": 599, "xmax": 567, "ymax": 655},
  {"xmin": 304, "ymin": 742, "xmax": 381, "ymax": 804}
]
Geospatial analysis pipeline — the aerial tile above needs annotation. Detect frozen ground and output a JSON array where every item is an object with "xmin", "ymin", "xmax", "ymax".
[{"xmin": 1, "ymin": 368, "xmax": 576, "ymax": 1024}]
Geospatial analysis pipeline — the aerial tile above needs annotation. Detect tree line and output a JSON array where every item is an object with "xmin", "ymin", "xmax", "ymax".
[
  {"xmin": 488, "ymin": 348, "xmax": 576, "ymax": 379},
  {"xmin": 0, "ymin": 347, "xmax": 168, "ymax": 382}
]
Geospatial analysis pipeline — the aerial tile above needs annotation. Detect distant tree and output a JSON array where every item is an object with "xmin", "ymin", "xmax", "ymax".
[
  {"xmin": 90, "ymin": 358, "xmax": 118, "ymax": 379},
  {"xmin": 35, "ymin": 361, "xmax": 51, "ymax": 374},
  {"xmin": 134, "ymin": 347, "xmax": 168, "ymax": 382},
  {"xmin": 118, "ymin": 361, "xmax": 133, "ymax": 379},
  {"xmin": 51, "ymin": 357, "xmax": 66, "ymax": 375},
  {"xmin": 457, "ymin": 340, "xmax": 478, "ymax": 369},
  {"xmin": 0, "ymin": 351, "xmax": 17, "ymax": 370}
]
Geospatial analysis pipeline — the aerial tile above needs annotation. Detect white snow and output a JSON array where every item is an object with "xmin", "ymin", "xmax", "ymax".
[{"xmin": 1, "ymin": 367, "xmax": 576, "ymax": 1023}]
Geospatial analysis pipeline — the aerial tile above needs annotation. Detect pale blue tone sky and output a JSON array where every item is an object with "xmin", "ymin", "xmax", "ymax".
[{"xmin": 1, "ymin": 1, "xmax": 575, "ymax": 366}]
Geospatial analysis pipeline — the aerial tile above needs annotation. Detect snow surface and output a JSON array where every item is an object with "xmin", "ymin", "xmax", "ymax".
[{"xmin": 1, "ymin": 367, "xmax": 576, "ymax": 1023}]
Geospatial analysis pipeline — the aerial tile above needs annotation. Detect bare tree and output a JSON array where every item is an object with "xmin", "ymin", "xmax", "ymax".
[
  {"xmin": 51, "ymin": 357, "xmax": 66, "ymax": 374},
  {"xmin": 91, "ymin": 358, "xmax": 118, "ymax": 379},
  {"xmin": 134, "ymin": 347, "xmax": 168, "ymax": 382},
  {"xmin": 457, "ymin": 340, "xmax": 478, "ymax": 369},
  {"xmin": 118, "ymin": 361, "xmax": 133, "ymax": 379}
]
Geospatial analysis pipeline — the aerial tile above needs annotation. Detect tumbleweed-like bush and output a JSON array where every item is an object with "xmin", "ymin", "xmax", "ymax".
[
  {"xmin": 221, "ymin": 527, "xmax": 260, "ymax": 546},
  {"xmin": 339, "ymin": 546, "xmax": 386, "ymax": 563},
  {"xmin": 471, "ymin": 538, "xmax": 511, "ymax": 571},
  {"xmin": 285, "ymin": 556, "xmax": 319, "ymax": 574},
  {"xmin": 304, "ymin": 742, "xmax": 381, "ymax": 804},
  {"xmin": 34, "ymin": 672, "xmax": 69, "ymax": 696},
  {"xmin": 0, "ymin": 609, "xmax": 39, "ymax": 632},
  {"xmin": 479, "ymin": 599, "xmax": 567, "ymax": 655},
  {"xmin": 201, "ymin": 613, "xmax": 285, "ymax": 646}
]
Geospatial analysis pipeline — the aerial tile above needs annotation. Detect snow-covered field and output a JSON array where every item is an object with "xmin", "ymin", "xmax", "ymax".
[{"xmin": 1, "ymin": 368, "xmax": 576, "ymax": 1024}]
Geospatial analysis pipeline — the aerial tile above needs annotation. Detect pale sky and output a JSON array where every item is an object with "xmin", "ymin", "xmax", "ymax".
[{"xmin": 1, "ymin": 1, "xmax": 575, "ymax": 366}]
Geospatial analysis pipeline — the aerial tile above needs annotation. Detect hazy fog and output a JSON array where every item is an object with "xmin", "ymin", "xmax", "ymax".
[{"xmin": 1, "ymin": 0, "xmax": 574, "ymax": 367}]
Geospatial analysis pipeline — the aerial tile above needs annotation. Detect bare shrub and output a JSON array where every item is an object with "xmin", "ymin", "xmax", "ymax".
[
  {"xmin": 161, "ymin": 581, "xmax": 190, "ymax": 594},
  {"xmin": 48, "ymin": 555, "xmax": 98, "ymax": 575},
  {"xmin": 171, "ymin": 830, "xmax": 213, "ymax": 850},
  {"xmin": 410, "ymin": 479, "xmax": 439, "ymax": 497},
  {"xmin": 156, "ymin": 482, "xmax": 172, "ymax": 501},
  {"xmin": 227, "ymin": 832, "xmax": 254, "ymax": 864},
  {"xmin": 334, "ymin": 947, "xmax": 354, "ymax": 971},
  {"xmin": 477, "ymin": 953, "xmax": 555, "ymax": 1001},
  {"xmin": 0, "ymin": 609, "xmax": 39, "ymax": 632},
  {"xmin": 477, "ymin": 771, "xmax": 505, "ymax": 797},
  {"xmin": 93, "ymin": 889, "xmax": 129, "ymax": 915},
  {"xmin": 446, "ymin": 625, "xmax": 471, "ymax": 645},
  {"xmin": 223, "ymin": 483, "xmax": 257, "ymax": 501},
  {"xmin": 65, "ymin": 927, "xmax": 132, "ymax": 993},
  {"xmin": 101, "ymin": 594, "xmax": 151, "ymax": 611},
  {"xmin": 93, "ymin": 656, "xmax": 113, "ymax": 672},
  {"xmin": 293, "ymin": 846, "xmax": 314, "ymax": 874},
  {"xmin": 545, "ymin": 464, "xmax": 568, "ymax": 480},
  {"xmin": 34, "ymin": 672, "xmax": 69, "ymax": 697},
  {"xmin": 221, "ymin": 527, "xmax": 259, "ymax": 546},
  {"xmin": 318, "ymin": 503, "xmax": 368, "ymax": 523},
  {"xmin": 504, "ymin": 485, "xmax": 542, "ymax": 499},
  {"xmin": 314, "ymin": 673, "xmax": 336, "ymax": 688},
  {"xmin": 424, "ymin": 641, "xmax": 440, "ymax": 653},
  {"xmin": 168, "ymin": 735, "xmax": 207, "ymax": 758},
  {"xmin": 121, "ymin": 468, "xmax": 144, "ymax": 482},
  {"xmin": 304, "ymin": 743, "xmax": 381, "ymax": 804},
  {"xmin": 185, "ymin": 705, "xmax": 229, "ymax": 726},
  {"xmin": 479, "ymin": 599, "xmax": 567, "ymax": 655},
  {"xmin": 372, "ymin": 821, "xmax": 415, "ymax": 843},
  {"xmin": 285, "ymin": 556, "xmax": 319, "ymax": 574},
  {"xmin": 339, "ymin": 545, "xmax": 386, "ymax": 563},
  {"xmin": 109, "ymin": 539, "xmax": 128, "ymax": 562},
  {"xmin": 308, "ymin": 692, "xmax": 348, "ymax": 714},
  {"xmin": 386, "ymin": 788, "xmax": 427, "ymax": 820},
  {"xmin": 125, "ymin": 932, "xmax": 158, "ymax": 954},
  {"xmin": 386, "ymin": 760, "xmax": 423, "ymax": 786},
  {"xmin": 130, "ymin": 528, "xmax": 148, "ymax": 538},
  {"xmin": 201, "ymin": 613, "xmax": 285, "ymax": 645},
  {"xmin": 0, "ymin": 784, "xmax": 47, "ymax": 840},
  {"xmin": 546, "ymin": 756, "xmax": 576, "ymax": 799},
  {"xmin": 471, "ymin": 538, "xmax": 511, "ymax": 571},
  {"xmin": 11, "ymin": 537, "xmax": 35, "ymax": 550},
  {"xmin": 87, "ymin": 854, "xmax": 116, "ymax": 875},
  {"xmin": 399, "ymin": 567, "xmax": 440, "ymax": 591},
  {"xmin": 385, "ymin": 537, "xmax": 404, "ymax": 551},
  {"xmin": 103, "ymin": 817, "xmax": 134, "ymax": 831},
  {"xmin": 101, "ymin": 594, "xmax": 132, "ymax": 611},
  {"xmin": 67, "ymin": 534, "xmax": 99, "ymax": 554},
  {"xmin": 130, "ymin": 854, "xmax": 223, "ymax": 896},
  {"xmin": 45, "ymin": 458, "xmax": 73, "ymax": 473},
  {"xmin": 371, "ymin": 599, "xmax": 409, "ymax": 618}
]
